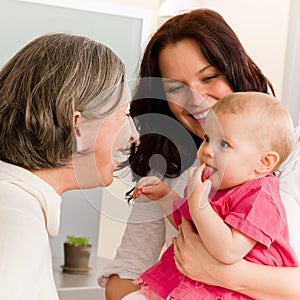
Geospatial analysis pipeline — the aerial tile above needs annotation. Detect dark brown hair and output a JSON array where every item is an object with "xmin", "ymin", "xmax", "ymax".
[
  {"xmin": 0, "ymin": 33, "xmax": 126, "ymax": 169},
  {"xmin": 129, "ymin": 8, "xmax": 275, "ymax": 182}
]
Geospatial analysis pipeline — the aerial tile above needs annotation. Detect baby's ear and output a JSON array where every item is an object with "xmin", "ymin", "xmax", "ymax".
[{"xmin": 256, "ymin": 151, "xmax": 280, "ymax": 174}]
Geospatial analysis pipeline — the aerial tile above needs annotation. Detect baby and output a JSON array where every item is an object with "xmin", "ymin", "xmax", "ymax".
[{"xmin": 126, "ymin": 92, "xmax": 298, "ymax": 299}]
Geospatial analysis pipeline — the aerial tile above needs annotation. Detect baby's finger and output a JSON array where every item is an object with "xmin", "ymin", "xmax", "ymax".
[
  {"xmin": 180, "ymin": 217, "xmax": 195, "ymax": 238},
  {"xmin": 140, "ymin": 186, "xmax": 152, "ymax": 194},
  {"xmin": 137, "ymin": 176, "xmax": 160, "ymax": 187},
  {"xmin": 199, "ymin": 163, "xmax": 206, "ymax": 173},
  {"xmin": 188, "ymin": 167, "xmax": 199, "ymax": 182},
  {"xmin": 133, "ymin": 187, "xmax": 142, "ymax": 199},
  {"xmin": 188, "ymin": 166, "xmax": 197, "ymax": 175},
  {"xmin": 195, "ymin": 164, "xmax": 206, "ymax": 182}
]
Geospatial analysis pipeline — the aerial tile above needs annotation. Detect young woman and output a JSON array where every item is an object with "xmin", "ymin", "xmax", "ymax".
[
  {"xmin": 0, "ymin": 32, "xmax": 137, "ymax": 300},
  {"xmin": 98, "ymin": 9, "xmax": 300, "ymax": 299}
]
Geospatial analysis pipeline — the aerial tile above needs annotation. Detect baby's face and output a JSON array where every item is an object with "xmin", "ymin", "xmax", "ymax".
[{"xmin": 198, "ymin": 112, "xmax": 264, "ymax": 190}]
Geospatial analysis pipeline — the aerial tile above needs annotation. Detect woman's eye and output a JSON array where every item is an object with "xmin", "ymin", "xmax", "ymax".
[
  {"xmin": 165, "ymin": 84, "xmax": 184, "ymax": 94},
  {"xmin": 202, "ymin": 74, "xmax": 218, "ymax": 82},
  {"xmin": 122, "ymin": 112, "xmax": 130, "ymax": 119}
]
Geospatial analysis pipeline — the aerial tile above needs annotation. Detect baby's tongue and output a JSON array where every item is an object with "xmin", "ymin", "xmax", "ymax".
[{"xmin": 202, "ymin": 165, "xmax": 216, "ymax": 181}]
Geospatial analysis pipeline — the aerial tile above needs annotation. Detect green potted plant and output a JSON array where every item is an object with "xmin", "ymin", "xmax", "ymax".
[{"xmin": 62, "ymin": 235, "xmax": 92, "ymax": 274}]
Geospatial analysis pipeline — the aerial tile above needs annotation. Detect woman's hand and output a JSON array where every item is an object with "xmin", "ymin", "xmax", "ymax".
[{"xmin": 173, "ymin": 217, "xmax": 300, "ymax": 299}]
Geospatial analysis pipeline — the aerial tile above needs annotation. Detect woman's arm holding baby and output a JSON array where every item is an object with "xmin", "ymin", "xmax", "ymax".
[{"xmin": 173, "ymin": 218, "xmax": 300, "ymax": 299}]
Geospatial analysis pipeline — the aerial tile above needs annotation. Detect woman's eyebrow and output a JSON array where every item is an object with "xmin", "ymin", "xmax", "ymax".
[
  {"xmin": 198, "ymin": 64, "xmax": 212, "ymax": 74},
  {"xmin": 162, "ymin": 65, "xmax": 212, "ymax": 84},
  {"xmin": 162, "ymin": 78, "xmax": 179, "ymax": 84}
]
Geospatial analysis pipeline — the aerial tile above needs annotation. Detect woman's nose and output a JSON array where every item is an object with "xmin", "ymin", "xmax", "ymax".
[
  {"xmin": 128, "ymin": 117, "xmax": 139, "ymax": 143},
  {"xmin": 189, "ymin": 83, "xmax": 218, "ymax": 108},
  {"xmin": 186, "ymin": 87, "xmax": 205, "ymax": 106},
  {"xmin": 185, "ymin": 88, "xmax": 211, "ymax": 111}
]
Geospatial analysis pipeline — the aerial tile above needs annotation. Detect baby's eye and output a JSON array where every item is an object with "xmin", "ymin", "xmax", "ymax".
[
  {"xmin": 220, "ymin": 139, "xmax": 230, "ymax": 148},
  {"xmin": 204, "ymin": 134, "xmax": 210, "ymax": 143}
]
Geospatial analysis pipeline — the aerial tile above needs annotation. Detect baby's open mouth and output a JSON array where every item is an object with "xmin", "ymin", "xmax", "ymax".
[{"xmin": 202, "ymin": 165, "xmax": 217, "ymax": 181}]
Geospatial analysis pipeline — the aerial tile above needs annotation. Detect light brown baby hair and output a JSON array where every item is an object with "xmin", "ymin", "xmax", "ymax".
[{"xmin": 212, "ymin": 91, "xmax": 294, "ymax": 170}]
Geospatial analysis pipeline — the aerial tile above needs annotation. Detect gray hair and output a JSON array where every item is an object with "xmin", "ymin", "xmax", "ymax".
[{"xmin": 0, "ymin": 33, "xmax": 126, "ymax": 169}]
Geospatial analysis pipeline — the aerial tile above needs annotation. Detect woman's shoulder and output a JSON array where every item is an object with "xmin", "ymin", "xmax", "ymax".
[
  {"xmin": 278, "ymin": 129, "xmax": 300, "ymax": 209},
  {"xmin": 278, "ymin": 126, "xmax": 300, "ymax": 259},
  {"xmin": 279, "ymin": 125, "xmax": 300, "ymax": 179}
]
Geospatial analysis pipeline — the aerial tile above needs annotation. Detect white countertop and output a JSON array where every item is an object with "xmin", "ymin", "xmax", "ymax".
[{"xmin": 53, "ymin": 256, "xmax": 111, "ymax": 300}]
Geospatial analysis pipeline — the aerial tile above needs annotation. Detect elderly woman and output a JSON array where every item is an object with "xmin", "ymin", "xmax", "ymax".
[{"xmin": 0, "ymin": 33, "xmax": 137, "ymax": 299}]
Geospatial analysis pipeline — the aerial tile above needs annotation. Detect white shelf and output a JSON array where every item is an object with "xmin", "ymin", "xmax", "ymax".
[{"xmin": 53, "ymin": 256, "xmax": 111, "ymax": 300}]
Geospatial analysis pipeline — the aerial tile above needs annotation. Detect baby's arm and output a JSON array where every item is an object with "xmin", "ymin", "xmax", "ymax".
[
  {"xmin": 188, "ymin": 165, "xmax": 256, "ymax": 264},
  {"xmin": 134, "ymin": 176, "xmax": 180, "ymax": 227},
  {"xmin": 133, "ymin": 176, "xmax": 170, "ymax": 200}
]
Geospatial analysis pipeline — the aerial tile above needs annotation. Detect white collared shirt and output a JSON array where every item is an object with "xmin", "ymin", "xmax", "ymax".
[{"xmin": 0, "ymin": 161, "xmax": 61, "ymax": 300}]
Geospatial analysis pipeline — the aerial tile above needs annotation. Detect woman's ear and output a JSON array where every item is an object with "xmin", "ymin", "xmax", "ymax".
[
  {"xmin": 256, "ymin": 151, "xmax": 280, "ymax": 174},
  {"xmin": 73, "ymin": 111, "xmax": 82, "ymax": 137}
]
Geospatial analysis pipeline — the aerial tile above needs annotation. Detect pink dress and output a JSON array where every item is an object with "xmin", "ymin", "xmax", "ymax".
[{"xmin": 136, "ymin": 175, "xmax": 298, "ymax": 299}]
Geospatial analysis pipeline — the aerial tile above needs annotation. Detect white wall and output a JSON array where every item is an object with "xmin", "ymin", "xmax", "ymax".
[
  {"xmin": 282, "ymin": 0, "xmax": 300, "ymax": 126},
  {"xmin": 100, "ymin": 0, "xmax": 161, "ymax": 42},
  {"xmin": 200, "ymin": 0, "xmax": 290, "ymax": 100}
]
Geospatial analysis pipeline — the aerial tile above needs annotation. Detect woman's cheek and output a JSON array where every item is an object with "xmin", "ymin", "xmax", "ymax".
[{"xmin": 113, "ymin": 122, "xmax": 131, "ymax": 151}]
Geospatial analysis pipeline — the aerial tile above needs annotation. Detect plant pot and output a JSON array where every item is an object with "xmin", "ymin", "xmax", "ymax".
[{"xmin": 62, "ymin": 243, "xmax": 92, "ymax": 274}]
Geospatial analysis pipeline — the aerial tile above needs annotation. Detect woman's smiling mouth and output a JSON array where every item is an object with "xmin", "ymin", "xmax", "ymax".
[
  {"xmin": 192, "ymin": 109, "xmax": 210, "ymax": 120},
  {"xmin": 189, "ymin": 109, "xmax": 210, "ymax": 125}
]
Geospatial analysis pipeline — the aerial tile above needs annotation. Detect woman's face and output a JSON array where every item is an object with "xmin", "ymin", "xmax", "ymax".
[
  {"xmin": 158, "ymin": 39, "xmax": 233, "ymax": 139},
  {"xmin": 74, "ymin": 89, "xmax": 138, "ymax": 188},
  {"xmin": 93, "ymin": 103, "xmax": 138, "ymax": 186}
]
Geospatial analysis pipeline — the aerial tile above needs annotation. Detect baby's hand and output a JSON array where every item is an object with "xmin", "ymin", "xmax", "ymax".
[
  {"xmin": 133, "ymin": 176, "xmax": 160, "ymax": 199},
  {"xmin": 133, "ymin": 176, "xmax": 171, "ymax": 201},
  {"xmin": 188, "ymin": 164, "xmax": 212, "ymax": 209},
  {"xmin": 188, "ymin": 164, "xmax": 205, "ymax": 193}
]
